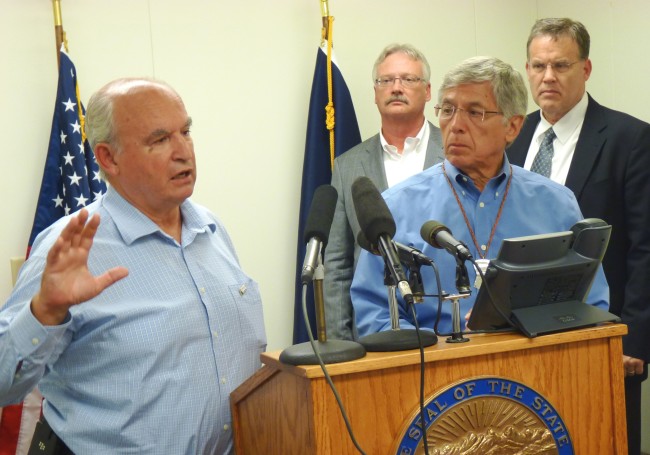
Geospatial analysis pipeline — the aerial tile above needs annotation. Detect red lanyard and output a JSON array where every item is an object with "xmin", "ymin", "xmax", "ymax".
[{"xmin": 442, "ymin": 162, "xmax": 513, "ymax": 259}]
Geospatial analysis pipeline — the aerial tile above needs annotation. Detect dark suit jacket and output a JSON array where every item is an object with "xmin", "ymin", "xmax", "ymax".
[
  {"xmin": 324, "ymin": 122, "xmax": 444, "ymax": 340},
  {"xmin": 508, "ymin": 94, "xmax": 650, "ymax": 362}
]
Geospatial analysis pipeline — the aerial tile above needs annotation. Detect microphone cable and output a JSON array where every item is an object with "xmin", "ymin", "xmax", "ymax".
[
  {"xmin": 424, "ymin": 258, "xmax": 520, "ymax": 335},
  {"xmin": 408, "ymin": 302, "xmax": 432, "ymax": 455},
  {"xmin": 465, "ymin": 258, "xmax": 524, "ymax": 334},
  {"xmin": 300, "ymin": 284, "xmax": 367, "ymax": 455}
]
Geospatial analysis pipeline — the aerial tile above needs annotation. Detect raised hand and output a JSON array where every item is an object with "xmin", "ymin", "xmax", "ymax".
[{"xmin": 30, "ymin": 209, "xmax": 129, "ymax": 326}]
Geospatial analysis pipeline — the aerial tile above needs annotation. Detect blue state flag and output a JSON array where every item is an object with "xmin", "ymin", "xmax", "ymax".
[
  {"xmin": 293, "ymin": 45, "xmax": 361, "ymax": 343},
  {"xmin": 27, "ymin": 47, "xmax": 107, "ymax": 254}
]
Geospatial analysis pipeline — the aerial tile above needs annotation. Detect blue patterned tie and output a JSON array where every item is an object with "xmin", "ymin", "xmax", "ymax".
[{"xmin": 530, "ymin": 128, "xmax": 556, "ymax": 178}]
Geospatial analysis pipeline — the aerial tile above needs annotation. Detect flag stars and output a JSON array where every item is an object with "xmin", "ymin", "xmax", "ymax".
[
  {"xmin": 63, "ymin": 152, "xmax": 75, "ymax": 166},
  {"xmin": 52, "ymin": 195, "xmax": 64, "ymax": 208},
  {"xmin": 62, "ymin": 98, "xmax": 76, "ymax": 112},
  {"xmin": 68, "ymin": 172, "xmax": 82, "ymax": 186},
  {"xmin": 60, "ymin": 131, "xmax": 67, "ymax": 144},
  {"xmin": 74, "ymin": 194, "xmax": 89, "ymax": 207},
  {"xmin": 71, "ymin": 121, "xmax": 81, "ymax": 134}
]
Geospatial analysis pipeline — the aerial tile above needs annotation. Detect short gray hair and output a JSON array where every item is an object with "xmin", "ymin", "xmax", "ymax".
[
  {"xmin": 527, "ymin": 18, "xmax": 590, "ymax": 60},
  {"xmin": 372, "ymin": 43, "xmax": 431, "ymax": 82},
  {"xmin": 85, "ymin": 78, "xmax": 178, "ymax": 179},
  {"xmin": 438, "ymin": 56, "xmax": 527, "ymax": 121},
  {"xmin": 86, "ymin": 77, "xmax": 178, "ymax": 150}
]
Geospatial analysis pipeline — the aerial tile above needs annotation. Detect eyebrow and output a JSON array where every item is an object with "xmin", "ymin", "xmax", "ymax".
[
  {"xmin": 145, "ymin": 117, "xmax": 193, "ymax": 143},
  {"xmin": 441, "ymin": 98, "xmax": 487, "ymax": 109}
]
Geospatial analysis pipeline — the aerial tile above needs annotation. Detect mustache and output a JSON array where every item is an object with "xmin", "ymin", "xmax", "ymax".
[{"xmin": 385, "ymin": 95, "xmax": 409, "ymax": 105}]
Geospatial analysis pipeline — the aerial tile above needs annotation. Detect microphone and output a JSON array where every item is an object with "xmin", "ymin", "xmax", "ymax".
[
  {"xmin": 420, "ymin": 220, "xmax": 473, "ymax": 262},
  {"xmin": 358, "ymin": 232, "xmax": 433, "ymax": 267},
  {"xmin": 301, "ymin": 185, "xmax": 338, "ymax": 283},
  {"xmin": 280, "ymin": 184, "xmax": 366, "ymax": 365},
  {"xmin": 351, "ymin": 177, "xmax": 414, "ymax": 306},
  {"xmin": 394, "ymin": 242, "xmax": 434, "ymax": 266}
]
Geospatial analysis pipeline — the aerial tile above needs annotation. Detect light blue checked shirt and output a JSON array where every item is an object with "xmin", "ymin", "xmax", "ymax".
[{"xmin": 0, "ymin": 187, "xmax": 266, "ymax": 454}]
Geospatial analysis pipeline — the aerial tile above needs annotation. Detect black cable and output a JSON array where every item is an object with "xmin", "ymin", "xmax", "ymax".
[
  {"xmin": 408, "ymin": 303, "xmax": 431, "ymax": 455},
  {"xmin": 467, "ymin": 258, "xmax": 527, "ymax": 334},
  {"xmin": 301, "ymin": 285, "xmax": 367, "ymax": 455}
]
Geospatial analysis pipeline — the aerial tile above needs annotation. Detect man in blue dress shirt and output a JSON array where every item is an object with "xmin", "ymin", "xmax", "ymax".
[
  {"xmin": 0, "ymin": 78, "xmax": 266, "ymax": 454},
  {"xmin": 351, "ymin": 57, "xmax": 608, "ymax": 337}
]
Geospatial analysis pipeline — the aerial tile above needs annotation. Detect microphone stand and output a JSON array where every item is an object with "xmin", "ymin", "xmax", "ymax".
[
  {"xmin": 443, "ymin": 259, "xmax": 471, "ymax": 343},
  {"xmin": 280, "ymin": 261, "xmax": 366, "ymax": 365},
  {"xmin": 358, "ymin": 264, "xmax": 438, "ymax": 352}
]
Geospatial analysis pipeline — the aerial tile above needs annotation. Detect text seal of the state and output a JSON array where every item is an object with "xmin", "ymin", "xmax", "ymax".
[{"xmin": 394, "ymin": 376, "xmax": 573, "ymax": 455}]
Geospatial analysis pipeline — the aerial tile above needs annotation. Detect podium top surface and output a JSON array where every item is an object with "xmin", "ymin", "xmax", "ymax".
[{"xmin": 263, "ymin": 323, "xmax": 626, "ymax": 379}]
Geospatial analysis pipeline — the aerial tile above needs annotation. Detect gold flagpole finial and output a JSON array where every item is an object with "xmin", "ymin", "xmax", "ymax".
[
  {"xmin": 52, "ymin": 0, "xmax": 66, "ymax": 67},
  {"xmin": 320, "ymin": 0, "xmax": 330, "ymax": 41}
]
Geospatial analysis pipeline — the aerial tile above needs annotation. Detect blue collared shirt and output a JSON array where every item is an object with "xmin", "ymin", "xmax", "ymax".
[
  {"xmin": 351, "ymin": 158, "xmax": 609, "ymax": 336},
  {"xmin": 0, "ymin": 187, "xmax": 266, "ymax": 454}
]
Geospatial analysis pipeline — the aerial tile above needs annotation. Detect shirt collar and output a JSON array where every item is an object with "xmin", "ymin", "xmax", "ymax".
[
  {"xmin": 379, "ymin": 119, "xmax": 428, "ymax": 158},
  {"xmin": 444, "ymin": 156, "xmax": 510, "ymax": 190},
  {"xmin": 101, "ymin": 187, "xmax": 216, "ymax": 246},
  {"xmin": 536, "ymin": 91, "xmax": 588, "ymax": 144}
]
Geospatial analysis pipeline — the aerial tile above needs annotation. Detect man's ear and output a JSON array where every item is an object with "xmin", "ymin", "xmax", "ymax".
[
  {"xmin": 505, "ymin": 115, "xmax": 525, "ymax": 145},
  {"xmin": 94, "ymin": 143, "xmax": 119, "ymax": 177}
]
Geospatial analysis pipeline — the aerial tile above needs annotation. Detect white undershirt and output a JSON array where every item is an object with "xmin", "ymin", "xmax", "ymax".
[
  {"xmin": 381, "ymin": 119, "xmax": 429, "ymax": 188},
  {"xmin": 523, "ymin": 92, "xmax": 588, "ymax": 185}
]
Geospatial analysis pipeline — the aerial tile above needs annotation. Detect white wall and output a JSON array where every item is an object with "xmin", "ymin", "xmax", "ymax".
[{"xmin": 1, "ymin": 1, "xmax": 649, "ymax": 448}]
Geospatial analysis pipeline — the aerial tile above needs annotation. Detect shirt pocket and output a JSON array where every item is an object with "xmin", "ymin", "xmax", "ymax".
[{"xmin": 228, "ymin": 279, "xmax": 267, "ymax": 353}]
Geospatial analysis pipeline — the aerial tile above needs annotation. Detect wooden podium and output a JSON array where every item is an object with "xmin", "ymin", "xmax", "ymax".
[{"xmin": 231, "ymin": 324, "xmax": 627, "ymax": 454}]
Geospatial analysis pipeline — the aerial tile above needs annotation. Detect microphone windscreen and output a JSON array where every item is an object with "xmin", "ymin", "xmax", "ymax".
[
  {"xmin": 420, "ymin": 220, "xmax": 450, "ymax": 249},
  {"xmin": 303, "ymin": 185, "xmax": 338, "ymax": 247},
  {"xmin": 356, "ymin": 231, "xmax": 380, "ymax": 255},
  {"xmin": 351, "ymin": 176, "xmax": 396, "ymax": 244}
]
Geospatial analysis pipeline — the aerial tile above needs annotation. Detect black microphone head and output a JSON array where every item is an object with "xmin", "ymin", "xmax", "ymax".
[
  {"xmin": 420, "ymin": 220, "xmax": 451, "ymax": 249},
  {"xmin": 351, "ymin": 176, "xmax": 396, "ymax": 244},
  {"xmin": 303, "ymin": 185, "xmax": 338, "ymax": 247},
  {"xmin": 356, "ymin": 231, "xmax": 380, "ymax": 255}
]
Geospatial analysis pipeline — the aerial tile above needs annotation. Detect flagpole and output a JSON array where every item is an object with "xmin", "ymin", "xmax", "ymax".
[
  {"xmin": 52, "ymin": 0, "xmax": 65, "ymax": 68},
  {"xmin": 320, "ymin": 0, "xmax": 329, "ymax": 41}
]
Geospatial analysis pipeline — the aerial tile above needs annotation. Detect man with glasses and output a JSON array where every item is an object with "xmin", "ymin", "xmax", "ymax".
[
  {"xmin": 324, "ymin": 43, "xmax": 444, "ymax": 341},
  {"xmin": 350, "ymin": 56, "xmax": 608, "ymax": 339},
  {"xmin": 507, "ymin": 19, "xmax": 650, "ymax": 454}
]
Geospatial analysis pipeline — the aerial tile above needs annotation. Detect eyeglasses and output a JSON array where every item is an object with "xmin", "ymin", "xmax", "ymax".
[
  {"xmin": 374, "ymin": 75, "xmax": 426, "ymax": 88},
  {"xmin": 528, "ymin": 61, "xmax": 580, "ymax": 74},
  {"xmin": 434, "ymin": 104, "xmax": 503, "ymax": 124}
]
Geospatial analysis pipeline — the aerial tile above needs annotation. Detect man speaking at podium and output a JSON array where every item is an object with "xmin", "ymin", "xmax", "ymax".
[
  {"xmin": 0, "ymin": 78, "xmax": 266, "ymax": 454},
  {"xmin": 350, "ymin": 56, "xmax": 609, "ymax": 336}
]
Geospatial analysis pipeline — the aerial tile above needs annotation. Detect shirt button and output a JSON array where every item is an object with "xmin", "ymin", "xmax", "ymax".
[
  {"xmin": 481, "ymin": 245, "xmax": 487, "ymax": 251},
  {"xmin": 479, "ymin": 202, "xmax": 485, "ymax": 208},
  {"xmin": 212, "ymin": 331, "xmax": 218, "ymax": 338},
  {"xmin": 199, "ymin": 287, "xmax": 206, "ymax": 294},
  {"xmin": 223, "ymin": 424, "xmax": 230, "ymax": 431},
  {"xmin": 221, "ymin": 377, "xmax": 227, "ymax": 384},
  {"xmin": 31, "ymin": 338, "xmax": 39, "ymax": 346}
]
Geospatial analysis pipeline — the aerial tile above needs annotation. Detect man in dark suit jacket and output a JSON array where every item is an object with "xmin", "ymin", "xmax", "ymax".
[
  {"xmin": 324, "ymin": 44, "xmax": 444, "ymax": 341},
  {"xmin": 507, "ymin": 18, "xmax": 650, "ymax": 455}
]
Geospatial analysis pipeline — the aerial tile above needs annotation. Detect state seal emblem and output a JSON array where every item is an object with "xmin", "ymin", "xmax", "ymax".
[{"xmin": 393, "ymin": 377, "xmax": 573, "ymax": 454}]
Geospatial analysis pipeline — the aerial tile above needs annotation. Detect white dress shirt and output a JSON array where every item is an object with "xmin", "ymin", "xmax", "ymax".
[
  {"xmin": 381, "ymin": 119, "xmax": 429, "ymax": 187},
  {"xmin": 523, "ymin": 92, "xmax": 589, "ymax": 185}
]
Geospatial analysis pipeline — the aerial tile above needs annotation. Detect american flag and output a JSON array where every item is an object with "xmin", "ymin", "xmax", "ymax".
[
  {"xmin": 0, "ymin": 46, "xmax": 106, "ymax": 455},
  {"xmin": 27, "ymin": 46, "xmax": 106, "ymax": 253}
]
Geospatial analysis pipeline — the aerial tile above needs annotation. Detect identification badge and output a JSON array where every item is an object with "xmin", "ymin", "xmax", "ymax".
[{"xmin": 474, "ymin": 258, "xmax": 490, "ymax": 289}]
